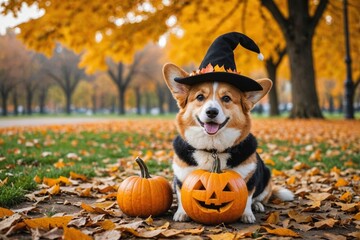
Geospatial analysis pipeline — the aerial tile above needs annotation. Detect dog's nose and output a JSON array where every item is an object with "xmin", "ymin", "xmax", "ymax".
[{"xmin": 206, "ymin": 107, "xmax": 219, "ymax": 119}]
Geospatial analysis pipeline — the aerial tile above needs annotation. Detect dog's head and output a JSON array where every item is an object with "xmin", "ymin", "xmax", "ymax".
[{"xmin": 163, "ymin": 63, "xmax": 272, "ymax": 152}]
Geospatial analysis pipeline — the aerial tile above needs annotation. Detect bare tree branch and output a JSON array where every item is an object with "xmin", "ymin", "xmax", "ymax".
[
  {"xmin": 309, "ymin": 0, "xmax": 329, "ymax": 36},
  {"xmin": 260, "ymin": 0, "xmax": 288, "ymax": 33}
]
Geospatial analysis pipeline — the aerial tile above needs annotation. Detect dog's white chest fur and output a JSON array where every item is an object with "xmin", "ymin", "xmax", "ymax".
[{"xmin": 184, "ymin": 126, "xmax": 241, "ymax": 153}]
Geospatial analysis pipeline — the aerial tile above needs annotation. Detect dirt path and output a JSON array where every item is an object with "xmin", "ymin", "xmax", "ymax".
[{"xmin": 0, "ymin": 117, "xmax": 113, "ymax": 128}]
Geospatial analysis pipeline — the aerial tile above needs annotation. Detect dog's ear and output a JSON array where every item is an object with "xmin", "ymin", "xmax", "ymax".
[
  {"xmin": 244, "ymin": 78, "xmax": 273, "ymax": 110},
  {"xmin": 162, "ymin": 63, "xmax": 190, "ymax": 108}
]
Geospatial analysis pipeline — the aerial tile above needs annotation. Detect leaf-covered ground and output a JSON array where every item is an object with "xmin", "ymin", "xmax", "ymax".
[{"xmin": 0, "ymin": 118, "xmax": 359, "ymax": 239}]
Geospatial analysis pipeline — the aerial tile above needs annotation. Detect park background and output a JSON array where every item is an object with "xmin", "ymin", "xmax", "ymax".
[{"xmin": 0, "ymin": 0, "xmax": 359, "ymax": 119}]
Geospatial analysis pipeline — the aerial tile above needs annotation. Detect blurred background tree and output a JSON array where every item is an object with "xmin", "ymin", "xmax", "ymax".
[{"xmin": 0, "ymin": 0, "xmax": 359, "ymax": 118}]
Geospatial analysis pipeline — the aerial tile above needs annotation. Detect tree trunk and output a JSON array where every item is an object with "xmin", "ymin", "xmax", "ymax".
[
  {"xmin": 26, "ymin": 91, "xmax": 33, "ymax": 115},
  {"xmin": 168, "ymin": 91, "xmax": 178, "ymax": 113},
  {"xmin": 156, "ymin": 84, "xmax": 165, "ymax": 115},
  {"xmin": 13, "ymin": 89, "xmax": 18, "ymax": 116},
  {"xmin": 328, "ymin": 95, "xmax": 334, "ymax": 113},
  {"xmin": 65, "ymin": 92, "xmax": 71, "ymax": 114},
  {"xmin": 1, "ymin": 92, "xmax": 8, "ymax": 116},
  {"xmin": 145, "ymin": 91, "xmax": 151, "ymax": 114},
  {"xmin": 287, "ymin": 38, "xmax": 323, "ymax": 118},
  {"xmin": 261, "ymin": 0, "xmax": 327, "ymax": 119},
  {"xmin": 118, "ymin": 89, "xmax": 126, "ymax": 115},
  {"xmin": 135, "ymin": 87, "xmax": 141, "ymax": 115},
  {"xmin": 39, "ymin": 88, "xmax": 47, "ymax": 114},
  {"xmin": 265, "ymin": 61, "xmax": 280, "ymax": 116}
]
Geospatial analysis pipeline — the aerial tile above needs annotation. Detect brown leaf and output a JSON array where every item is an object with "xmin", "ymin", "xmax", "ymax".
[
  {"xmin": 263, "ymin": 227, "xmax": 300, "ymax": 237},
  {"xmin": 207, "ymin": 232, "xmax": 236, "ymax": 240},
  {"xmin": 63, "ymin": 226, "xmax": 92, "ymax": 240},
  {"xmin": 99, "ymin": 220, "xmax": 115, "ymax": 230},
  {"xmin": 24, "ymin": 216, "xmax": 73, "ymax": 230},
  {"xmin": 265, "ymin": 212, "xmax": 279, "ymax": 224},
  {"xmin": 314, "ymin": 218, "xmax": 337, "ymax": 229},
  {"xmin": 323, "ymin": 232, "xmax": 346, "ymax": 240},
  {"xmin": 161, "ymin": 229, "xmax": 184, "ymax": 237},
  {"xmin": 0, "ymin": 207, "xmax": 14, "ymax": 218},
  {"xmin": 94, "ymin": 230, "xmax": 121, "ymax": 240},
  {"xmin": 335, "ymin": 202, "xmax": 359, "ymax": 212},
  {"xmin": 288, "ymin": 210, "xmax": 312, "ymax": 223},
  {"xmin": 307, "ymin": 192, "xmax": 335, "ymax": 202},
  {"xmin": 0, "ymin": 213, "xmax": 22, "ymax": 232}
]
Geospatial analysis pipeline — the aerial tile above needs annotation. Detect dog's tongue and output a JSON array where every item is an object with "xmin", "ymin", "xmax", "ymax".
[{"xmin": 204, "ymin": 122, "xmax": 220, "ymax": 134}]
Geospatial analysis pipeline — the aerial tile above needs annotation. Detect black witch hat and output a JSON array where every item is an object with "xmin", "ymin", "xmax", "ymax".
[{"xmin": 174, "ymin": 32, "xmax": 264, "ymax": 91}]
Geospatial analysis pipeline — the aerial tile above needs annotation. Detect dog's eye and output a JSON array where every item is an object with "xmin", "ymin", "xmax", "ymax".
[
  {"xmin": 196, "ymin": 94, "xmax": 205, "ymax": 101},
  {"xmin": 222, "ymin": 96, "xmax": 231, "ymax": 103}
]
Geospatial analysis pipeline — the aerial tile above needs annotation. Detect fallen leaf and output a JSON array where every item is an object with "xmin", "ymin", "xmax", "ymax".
[
  {"xmin": 0, "ymin": 213, "xmax": 22, "ymax": 232},
  {"xmin": 339, "ymin": 191, "xmax": 352, "ymax": 202},
  {"xmin": 334, "ymin": 178, "xmax": 349, "ymax": 187},
  {"xmin": 266, "ymin": 212, "xmax": 279, "ymax": 224},
  {"xmin": 323, "ymin": 232, "xmax": 346, "ymax": 240},
  {"xmin": 263, "ymin": 227, "xmax": 300, "ymax": 237},
  {"xmin": 99, "ymin": 220, "xmax": 115, "ymax": 230},
  {"xmin": 208, "ymin": 232, "xmax": 236, "ymax": 240},
  {"xmin": 0, "ymin": 207, "xmax": 14, "ymax": 218},
  {"xmin": 63, "ymin": 226, "xmax": 92, "ymax": 240},
  {"xmin": 70, "ymin": 171, "xmax": 87, "ymax": 181},
  {"xmin": 24, "ymin": 216, "xmax": 73, "ymax": 230},
  {"xmin": 314, "ymin": 218, "xmax": 337, "ymax": 229},
  {"xmin": 288, "ymin": 210, "xmax": 312, "ymax": 223},
  {"xmin": 94, "ymin": 230, "xmax": 121, "ymax": 240}
]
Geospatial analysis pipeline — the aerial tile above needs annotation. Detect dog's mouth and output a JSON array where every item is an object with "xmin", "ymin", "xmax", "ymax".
[{"xmin": 196, "ymin": 117, "xmax": 230, "ymax": 135}]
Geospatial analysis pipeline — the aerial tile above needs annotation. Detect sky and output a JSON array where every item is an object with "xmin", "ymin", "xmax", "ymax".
[{"xmin": 0, "ymin": 1, "xmax": 44, "ymax": 35}]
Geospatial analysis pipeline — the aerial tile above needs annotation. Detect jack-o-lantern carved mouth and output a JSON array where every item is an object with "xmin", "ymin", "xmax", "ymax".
[{"xmin": 195, "ymin": 200, "xmax": 232, "ymax": 212}]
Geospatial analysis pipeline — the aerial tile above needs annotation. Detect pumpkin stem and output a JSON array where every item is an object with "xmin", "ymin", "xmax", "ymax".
[
  {"xmin": 135, "ymin": 157, "xmax": 151, "ymax": 179},
  {"xmin": 211, "ymin": 151, "xmax": 222, "ymax": 173}
]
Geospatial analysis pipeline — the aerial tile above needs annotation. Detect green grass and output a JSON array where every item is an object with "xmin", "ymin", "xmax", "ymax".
[{"xmin": 0, "ymin": 128, "xmax": 172, "ymax": 207}]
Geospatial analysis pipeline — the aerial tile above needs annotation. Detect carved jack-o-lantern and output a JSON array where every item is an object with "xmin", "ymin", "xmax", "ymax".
[{"xmin": 181, "ymin": 154, "xmax": 248, "ymax": 225}]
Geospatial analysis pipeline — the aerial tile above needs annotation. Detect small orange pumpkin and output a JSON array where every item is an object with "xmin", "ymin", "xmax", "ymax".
[
  {"xmin": 181, "ymin": 153, "xmax": 248, "ymax": 225},
  {"xmin": 117, "ymin": 157, "xmax": 173, "ymax": 217}
]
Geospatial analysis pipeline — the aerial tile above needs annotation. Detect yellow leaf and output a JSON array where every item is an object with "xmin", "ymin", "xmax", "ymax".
[
  {"xmin": 272, "ymin": 169, "xmax": 287, "ymax": 177},
  {"xmin": 70, "ymin": 171, "xmax": 87, "ymax": 181},
  {"xmin": 43, "ymin": 177, "xmax": 59, "ymax": 187},
  {"xmin": 24, "ymin": 216, "xmax": 72, "ymax": 230},
  {"xmin": 48, "ymin": 184, "xmax": 60, "ymax": 195},
  {"xmin": 353, "ymin": 212, "xmax": 360, "ymax": 220},
  {"xmin": 0, "ymin": 177, "xmax": 8, "ymax": 187},
  {"xmin": 264, "ymin": 158, "xmax": 275, "ymax": 166},
  {"xmin": 99, "ymin": 220, "xmax": 115, "ymax": 230},
  {"xmin": 286, "ymin": 176, "xmax": 296, "ymax": 185},
  {"xmin": 213, "ymin": 65, "xmax": 226, "ymax": 72},
  {"xmin": 54, "ymin": 159, "xmax": 66, "ymax": 168},
  {"xmin": 208, "ymin": 232, "xmax": 236, "ymax": 240},
  {"xmin": 334, "ymin": 178, "xmax": 349, "ymax": 187},
  {"xmin": 266, "ymin": 212, "xmax": 279, "ymax": 224},
  {"xmin": 63, "ymin": 226, "xmax": 92, "ymax": 240},
  {"xmin": 0, "ymin": 207, "xmax": 14, "ymax": 217},
  {"xmin": 293, "ymin": 162, "xmax": 310, "ymax": 171},
  {"xmin": 80, "ymin": 202, "xmax": 96, "ymax": 213},
  {"xmin": 330, "ymin": 166, "xmax": 341, "ymax": 174},
  {"xmin": 263, "ymin": 227, "xmax": 300, "ymax": 237},
  {"xmin": 308, "ymin": 167, "xmax": 320, "ymax": 176},
  {"xmin": 33, "ymin": 175, "xmax": 41, "ymax": 184},
  {"xmin": 339, "ymin": 191, "xmax": 352, "ymax": 202}
]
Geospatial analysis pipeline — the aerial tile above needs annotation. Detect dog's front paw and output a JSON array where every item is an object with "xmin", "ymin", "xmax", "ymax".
[
  {"xmin": 241, "ymin": 212, "xmax": 256, "ymax": 223},
  {"xmin": 253, "ymin": 201, "xmax": 265, "ymax": 212},
  {"xmin": 173, "ymin": 210, "xmax": 190, "ymax": 222}
]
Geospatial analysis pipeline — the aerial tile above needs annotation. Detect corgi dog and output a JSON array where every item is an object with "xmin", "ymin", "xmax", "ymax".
[{"xmin": 163, "ymin": 63, "xmax": 294, "ymax": 223}]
